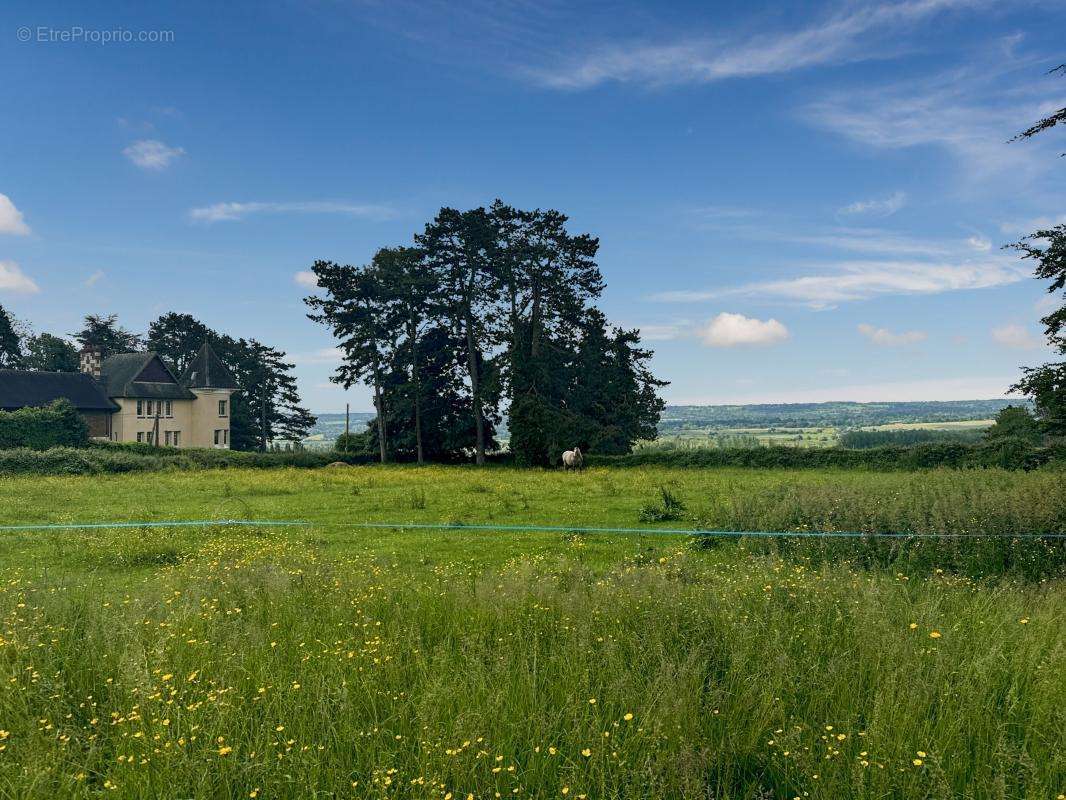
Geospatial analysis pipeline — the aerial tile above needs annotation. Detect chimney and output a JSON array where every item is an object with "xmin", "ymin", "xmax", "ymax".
[{"xmin": 79, "ymin": 345, "xmax": 102, "ymax": 379}]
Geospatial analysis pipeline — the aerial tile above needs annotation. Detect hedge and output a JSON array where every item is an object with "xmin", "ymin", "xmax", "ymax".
[
  {"xmin": 586, "ymin": 438, "xmax": 1066, "ymax": 471},
  {"xmin": 0, "ymin": 446, "xmax": 377, "ymax": 476},
  {"xmin": 0, "ymin": 400, "xmax": 88, "ymax": 450}
]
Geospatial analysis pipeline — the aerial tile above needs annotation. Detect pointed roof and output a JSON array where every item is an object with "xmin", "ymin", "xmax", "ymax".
[
  {"xmin": 181, "ymin": 342, "xmax": 237, "ymax": 390},
  {"xmin": 100, "ymin": 352, "xmax": 195, "ymax": 400}
]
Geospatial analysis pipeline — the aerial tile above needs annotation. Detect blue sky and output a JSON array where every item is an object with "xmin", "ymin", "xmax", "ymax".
[{"xmin": 1, "ymin": 0, "xmax": 1063, "ymax": 411}]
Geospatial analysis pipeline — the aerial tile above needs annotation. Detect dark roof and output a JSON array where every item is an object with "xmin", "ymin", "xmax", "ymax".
[
  {"xmin": 181, "ymin": 342, "xmax": 238, "ymax": 390},
  {"xmin": 100, "ymin": 353, "xmax": 195, "ymax": 400},
  {"xmin": 0, "ymin": 370, "xmax": 119, "ymax": 412}
]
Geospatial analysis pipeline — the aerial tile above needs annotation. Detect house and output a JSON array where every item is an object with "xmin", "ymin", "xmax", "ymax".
[{"xmin": 0, "ymin": 342, "xmax": 237, "ymax": 448}]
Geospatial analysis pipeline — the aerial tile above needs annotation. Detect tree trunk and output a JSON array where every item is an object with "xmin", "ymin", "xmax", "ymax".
[
  {"xmin": 410, "ymin": 320, "xmax": 424, "ymax": 465},
  {"xmin": 374, "ymin": 381, "xmax": 388, "ymax": 463},
  {"xmin": 464, "ymin": 312, "xmax": 486, "ymax": 465}
]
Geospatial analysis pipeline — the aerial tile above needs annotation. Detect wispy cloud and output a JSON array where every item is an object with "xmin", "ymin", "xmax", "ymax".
[
  {"xmin": 803, "ymin": 59, "xmax": 1063, "ymax": 183},
  {"xmin": 0, "ymin": 193, "xmax": 31, "ymax": 236},
  {"xmin": 290, "ymin": 346, "xmax": 345, "ymax": 365},
  {"xmin": 636, "ymin": 321, "xmax": 690, "ymax": 341},
  {"xmin": 652, "ymin": 223, "xmax": 1028, "ymax": 308},
  {"xmin": 991, "ymin": 323, "xmax": 1042, "ymax": 349},
  {"xmin": 698, "ymin": 312, "xmax": 789, "ymax": 347},
  {"xmin": 123, "ymin": 139, "xmax": 185, "ymax": 170},
  {"xmin": 655, "ymin": 258, "xmax": 1026, "ymax": 308},
  {"xmin": 189, "ymin": 201, "xmax": 397, "ymax": 224},
  {"xmin": 84, "ymin": 270, "xmax": 105, "ymax": 288},
  {"xmin": 858, "ymin": 322, "xmax": 927, "ymax": 346},
  {"xmin": 839, "ymin": 191, "xmax": 906, "ymax": 217},
  {"xmin": 523, "ymin": 0, "xmax": 991, "ymax": 89},
  {"xmin": 0, "ymin": 261, "xmax": 40, "ymax": 293}
]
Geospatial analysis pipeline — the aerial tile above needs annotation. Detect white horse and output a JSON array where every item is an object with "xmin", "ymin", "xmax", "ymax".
[{"xmin": 562, "ymin": 447, "xmax": 584, "ymax": 470}]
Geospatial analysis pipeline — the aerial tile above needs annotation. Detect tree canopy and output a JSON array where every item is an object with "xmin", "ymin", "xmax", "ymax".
[{"xmin": 306, "ymin": 201, "xmax": 667, "ymax": 465}]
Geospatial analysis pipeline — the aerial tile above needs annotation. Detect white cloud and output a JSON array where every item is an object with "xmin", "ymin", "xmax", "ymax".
[
  {"xmin": 0, "ymin": 260, "xmax": 40, "ymax": 293},
  {"xmin": 991, "ymin": 323, "xmax": 1041, "ymax": 349},
  {"xmin": 839, "ymin": 191, "xmax": 906, "ymax": 217},
  {"xmin": 84, "ymin": 270, "xmax": 105, "ymax": 288},
  {"xmin": 699, "ymin": 312, "xmax": 789, "ymax": 347},
  {"xmin": 123, "ymin": 139, "xmax": 185, "ymax": 170},
  {"xmin": 291, "ymin": 347, "xmax": 345, "ymax": 365},
  {"xmin": 0, "ymin": 193, "xmax": 31, "ymax": 235},
  {"xmin": 189, "ymin": 201, "xmax": 397, "ymax": 224},
  {"xmin": 857, "ymin": 323, "xmax": 927, "ymax": 346},
  {"xmin": 966, "ymin": 235, "xmax": 992, "ymax": 251},
  {"xmin": 803, "ymin": 60, "xmax": 1062, "ymax": 184},
  {"xmin": 654, "ymin": 258, "xmax": 1027, "ymax": 308},
  {"xmin": 999, "ymin": 214, "xmax": 1066, "ymax": 235},
  {"xmin": 638, "ymin": 322, "xmax": 689, "ymax": 341},
  {"xmin": 524, "ymin": 0, "xmax": 991, "ymax": 89},
  {"xmin": 294, "ymin": 271, "xmax": 318, "ymax": 288}
]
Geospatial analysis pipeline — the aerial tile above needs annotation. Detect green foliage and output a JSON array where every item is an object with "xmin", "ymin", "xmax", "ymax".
[
  {"xmin": 0, "ymin": 399, "xmax": 88, "ymax": 450},
  {"xmin": 1008, "ymin": 223, "xmax": 1065, "ymax": 435},
  {"xmin": 70, "ymin": 313, "xmax": 144, "ymax": 358},
  {"xmin": 985, "ymin": 405, "xmax": 1043, "ymax": 444},
  {"xmin": 589, "ymin": 441, "xmax": 1066, "ymax": 471},
  {"xmin": 0, "ymin": 303, "xmax": 24, "ymax": 368},
  {"xmin": 0, "ymin": 467, "xmax": 1063, "ymax": 797},
  {"xmin": 23, "ymin": 333, "xmax": 79, "ymax": 372},
  {"xmin": 839, "ymin": 428, "xmax": 985, "ymax": 448},
  {"xmin": 147, "ymin": 313, "xmax": 316, "ymax": 450},
  {"xmin": 306, "ymin": 202, "xmax": 667, "ymax": 467},
  {"xmin": 638, "ymin": 486, "xmax": 686, "ymax": 522},
  {"xmin": 0, "ymin": 443, "xmax": 377, "ymax": 475}
]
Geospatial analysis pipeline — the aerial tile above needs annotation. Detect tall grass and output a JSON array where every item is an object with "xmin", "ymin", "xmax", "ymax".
[{"xmin": 0, "ymin": 467, "xmax": 1062, "ymax": 798}]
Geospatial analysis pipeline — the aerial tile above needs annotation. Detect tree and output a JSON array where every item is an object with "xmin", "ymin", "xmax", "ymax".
[
  {"xmin": 0, "ymin": 304, "xmax": 23, "ymax": 368},
  {"xmin": 375, "ymin": 246, "xmax": 436, "ymax": 463},
  {"xmin": 304, "ymin": 260, "xmax": 397, "ymax": 462},
  {"xmin": 984, "ymin": 405, "xmax": 1042, "ymax": 444},
  {"xmin": 23, "ymin": 333, "xmax": 79, "ymax": 372},
  {"xmin": 146, "ymin": 313, "xmax": 214, "ymax": 373},
  {"xmin": 71, "ymin": 314, "xmax": 144, "ymax": 357},
  {"xmin": 147, "ymin": 313, "xmax": 316, "ymax": 451},
  {"xmin": 491, "ymin": 202, "xmax": 605, "ymax": 465},
  {"xmin": 1011, "ymin": 65, "xmax": 1065, "ymax": 154},
  {"xmin": 416, "ymin": 207, "xmax": 502, "ymax": 465},
  {"xmin": 1007, "ymin": 64, "xmax": 1065, "ymax": 435}
]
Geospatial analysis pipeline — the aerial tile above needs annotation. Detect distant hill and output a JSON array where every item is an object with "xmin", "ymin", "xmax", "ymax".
[
  {"xmin": 660, "ymin": 400, "xmax": 1019, "ymax": 430},
  {"xmin": 305, "ymin": 400, "xmax": 1020, "ymax": 447}
]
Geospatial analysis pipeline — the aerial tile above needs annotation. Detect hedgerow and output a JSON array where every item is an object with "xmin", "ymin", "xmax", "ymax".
[{"xmin": 0, "ymin": 400, "xmax": 88, "ymax": 450}]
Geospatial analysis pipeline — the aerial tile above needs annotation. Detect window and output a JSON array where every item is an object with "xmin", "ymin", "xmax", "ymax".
[
  {"xmin": 218, "ymin": 400, "xmax": 227, "ymax": 417},
  {"xmin": 146, "ymin": 431, "xmax": 154, "ymax": 445},
  {"xmin": 223, "ymin": 429, "xmax": 229, "ymax": 445},
  {"xmin": 164, "ymin": 431, "xmax": 172, "ymax": 446},
  {"xmin": 214, "ymin": 429, "xmax": 221, "ymax": 446},
  {"xmin": 165, "ymin": 400, "xmax": 173, "ymax": 417},
  {"xmin": 136, "ymin": 400, "xmax": 143, "ymax": 417},
  {"xmin": 147, "ymin": 400, "xmax": 154, "ymax": 417},
  {"xmin": 173, "ymin": 431, "xmax": 181, "ymax": 447},
  {"xmin": 136, "ymin": 432, "xmax": 144, "ymax": 443}
]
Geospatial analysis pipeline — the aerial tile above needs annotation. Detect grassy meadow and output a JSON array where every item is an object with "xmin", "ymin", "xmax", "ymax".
[{"xmin": 0, "ymin": 465, "xmax": 1063, "ymax": 799}]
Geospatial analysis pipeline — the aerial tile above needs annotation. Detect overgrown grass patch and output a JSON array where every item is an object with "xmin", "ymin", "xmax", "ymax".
[{"xmin": 0, "ymin": 466, "xmax": 1062, "ymax": 798}]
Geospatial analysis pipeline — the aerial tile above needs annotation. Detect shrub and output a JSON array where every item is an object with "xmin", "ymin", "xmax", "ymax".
[
  {"xmin": 0, "ymin": 399, "xmax": 89, "ymax": 450},
  {"xmin": 638, "ymin": 487, "xmax": 686, "ymax": 522}
]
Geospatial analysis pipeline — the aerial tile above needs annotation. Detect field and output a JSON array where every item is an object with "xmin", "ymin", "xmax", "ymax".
[{"xmin": 0, "ymin": 465, "xmax": 1063, "ymax": 799}]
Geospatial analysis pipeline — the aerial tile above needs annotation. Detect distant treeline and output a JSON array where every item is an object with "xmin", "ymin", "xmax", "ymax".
[
  {"xmin": 837, "ymin": 428, "xmax": 986, "ymax": 448},
  {"xmin": 660, "ymin": 400, "xmax": 1018, "ymax": 430}
]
